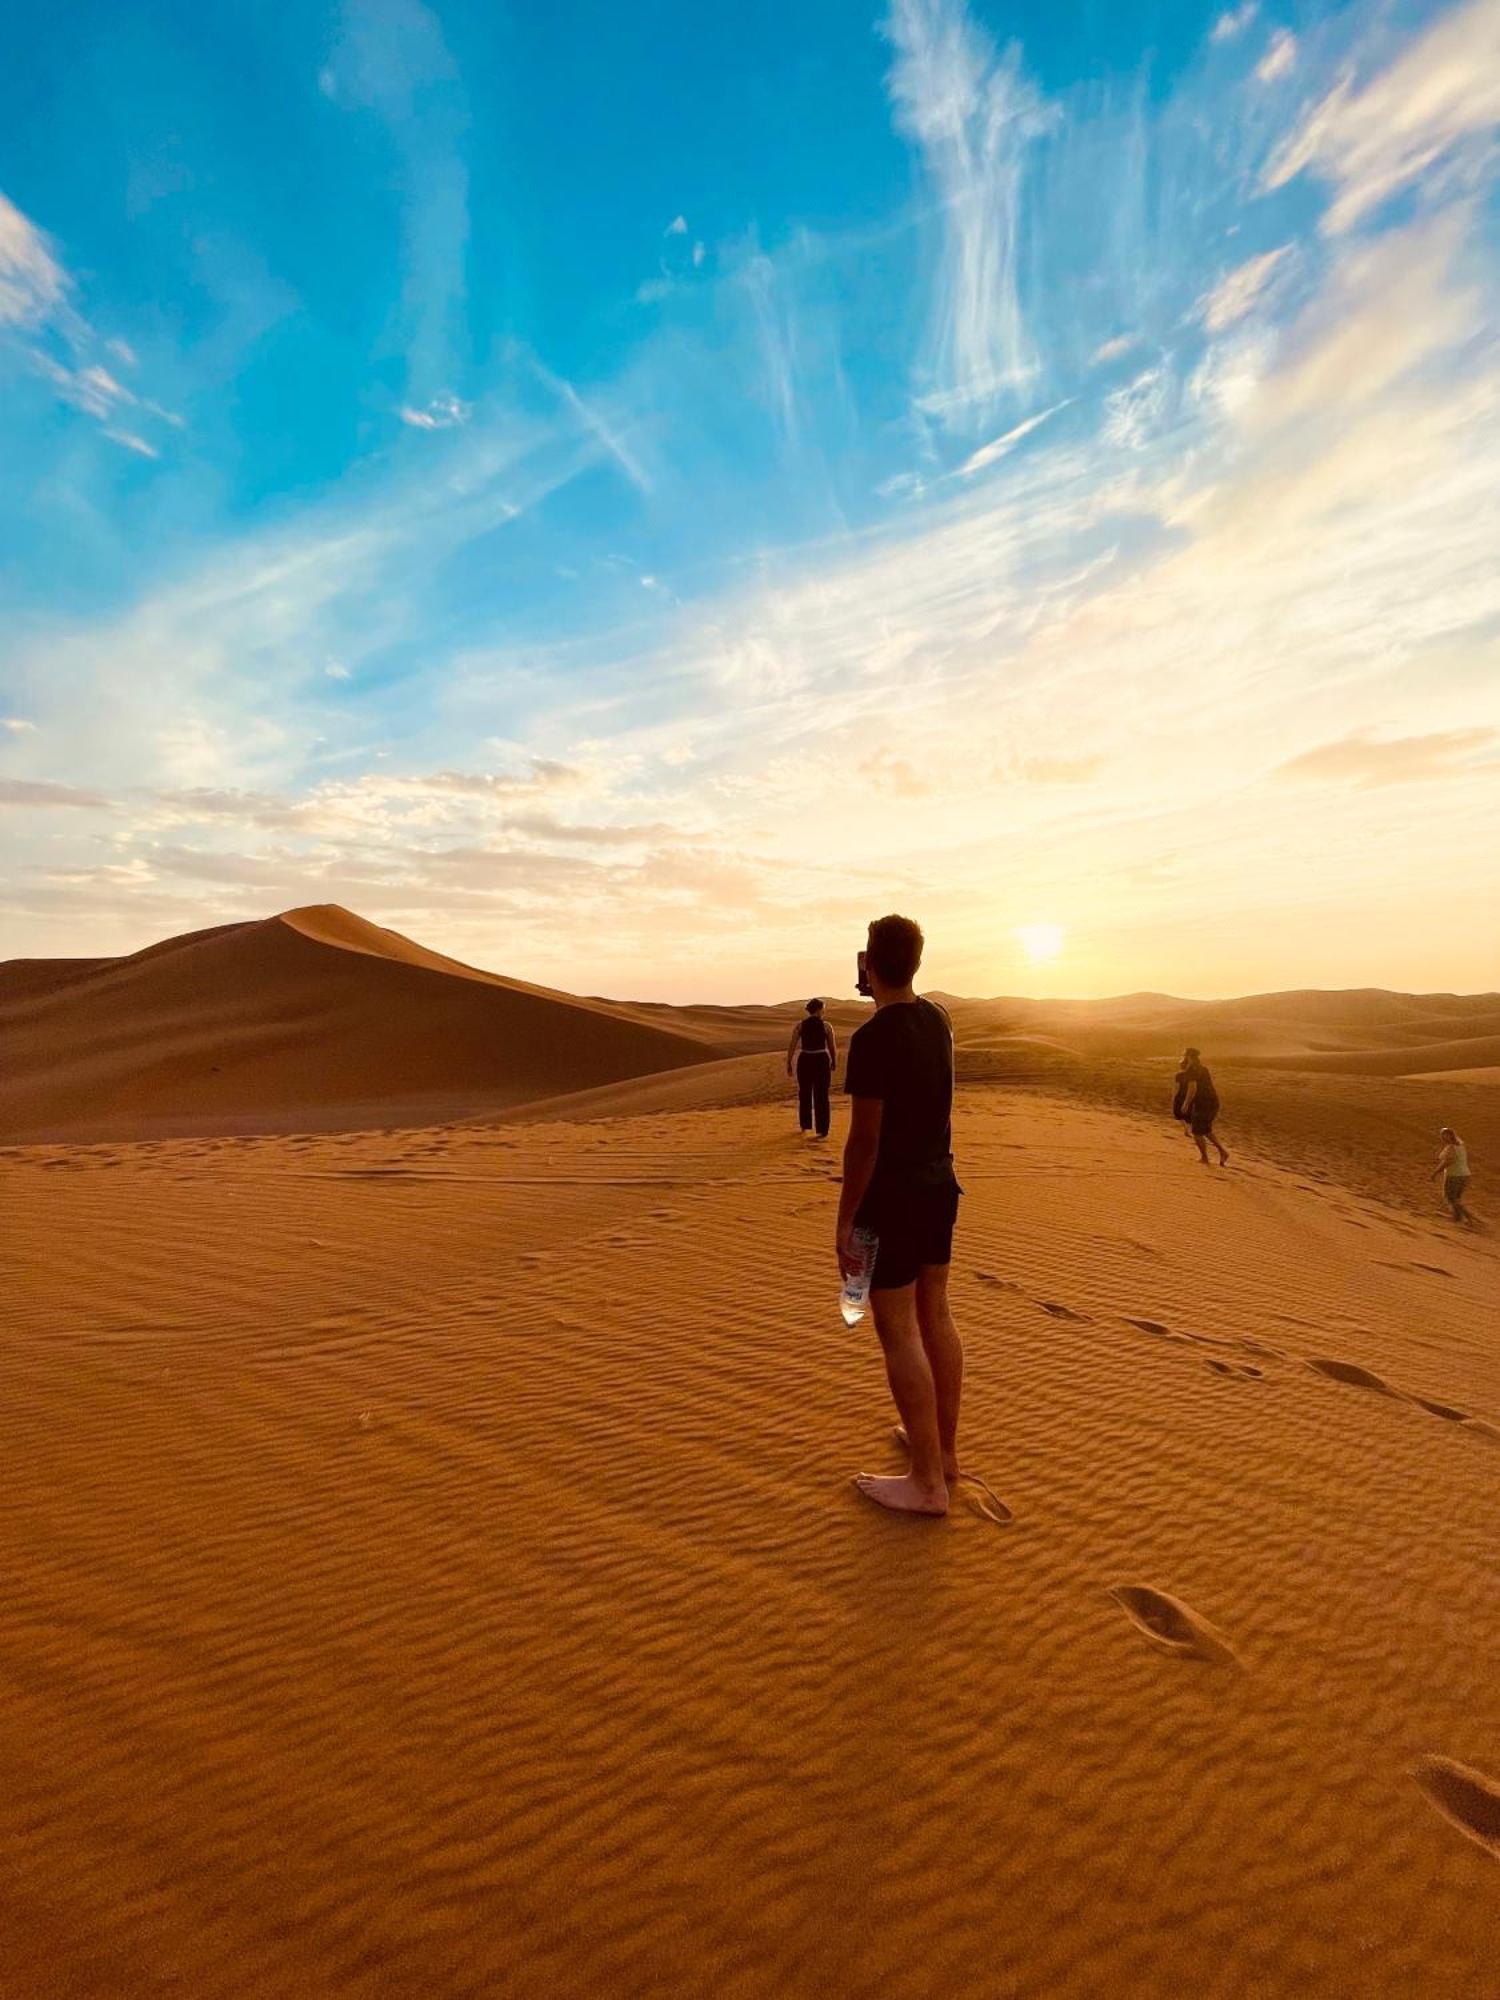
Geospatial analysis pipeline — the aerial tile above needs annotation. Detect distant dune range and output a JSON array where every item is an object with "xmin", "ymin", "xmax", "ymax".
[{"xmin": 3, "ymin": 908, "xmax": 1496, "ymax": 1216}]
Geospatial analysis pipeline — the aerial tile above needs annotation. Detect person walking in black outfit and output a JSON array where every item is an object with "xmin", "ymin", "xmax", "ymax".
[
  {"xmin": 787, "ymin": 998, "xmax": 837, "ymax": 1137},
  {"xmin": 1173, "ymin": 1046, "xmax": 1229, "ymax": 1166},
  {"xmin": 836, "ymin": 914, "xmax": 962, "ymax": 1517}
]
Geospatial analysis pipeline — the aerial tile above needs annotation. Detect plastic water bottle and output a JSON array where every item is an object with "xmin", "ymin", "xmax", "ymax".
[{"xmin": 840, "ymin": 1227, "xmax": 879, "ymax": 1327}]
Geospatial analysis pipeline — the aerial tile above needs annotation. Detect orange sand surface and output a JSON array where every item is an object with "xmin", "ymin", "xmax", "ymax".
[{"xmin": 5, "ymin": 1087, "xmax": 1499, "ymax": 1997}]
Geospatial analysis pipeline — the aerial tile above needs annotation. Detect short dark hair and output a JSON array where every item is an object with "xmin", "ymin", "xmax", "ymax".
[
  {"xmin": 866, "ymin": 913, "xmax": 923, "ymax": 987},
  {"xmin": 806, "ymin": 997, "xmax": 824, "ymax": 1013}
]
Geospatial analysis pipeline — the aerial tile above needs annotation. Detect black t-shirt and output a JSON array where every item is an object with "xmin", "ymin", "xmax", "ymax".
[
  {"xmin": 1176, "ymin": 1061, "xmax": 1219, "ymax": 1118},
  {"xmin": 845, "ymin": 997, "xmax": 954, "ymax": 1186}
]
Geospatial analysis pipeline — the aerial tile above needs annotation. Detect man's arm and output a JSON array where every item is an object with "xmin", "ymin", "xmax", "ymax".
[
  {"xmin": 837, "ymin": 1095, "xmax": 883, "ymax": 1275},
  {"xmin": 1181, "ymin": 1079, "xmax": 1198, "ymax": 1114},
  {"xmin": 1432, "ymin": 1145, "xmax": 1453, "ymax": 1181},
  {"xmin": 826, "ymin": 1025, "xmax": 838, "ymax": 1070},
  {"xmin": 786, "ymin": 1023, "xmax": 801, "ymax": 1075}
]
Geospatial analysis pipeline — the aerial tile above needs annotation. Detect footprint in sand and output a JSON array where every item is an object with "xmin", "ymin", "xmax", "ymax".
[
  {"xmin": 1412, "ymin": 1396, "xmax": 1470, "ymax": 1424},
  {"xmin": 1307, "ymin": 1362, "xmax": 1495, "ymax": 1435},
  {"xmin": 1306, "ymin": 1357, "xmax": 1396, "ymax": 1395},
  {"xmin": 959, "ymin": 1480, "xmax": 1013, "ymax": 1526},
  {"xmin": 1205, "ymin": 1359, "xmax": 1263, "ymax": 1380},
  {"xmin": 1037, "ymin": 1300, "xmax": 1090, "ymax": 1322},
  {"xmin": 1413, "ymin": 1755, "xmax": 1500, "ymax": 1859},
  {"xmin": 1109, "ymin": 1585, "xmax": 1239, "ymax": 1667},
  {"xmin": 975, "ymin": 1271, "xmax": 1022, "ymax": 1293}
]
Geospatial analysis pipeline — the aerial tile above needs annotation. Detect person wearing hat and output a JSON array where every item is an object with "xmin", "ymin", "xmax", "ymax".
[
  {"xmin": 786, "ymin": 998, "xmax": 838, "ymax": 1138},
  {"xmin": 1431, "ymin": 1127, "xmax": 1472, "ymax": 1223},
  {"xmin": 1173, "ymin": 1046, "xmax": 1229, "ymax": 1166}
]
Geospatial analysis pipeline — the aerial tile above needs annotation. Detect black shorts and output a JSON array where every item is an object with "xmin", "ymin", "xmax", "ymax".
[
  {"xmin": 859, "ymin": 1177, "xmax": 961, "ymax": 1292},
  {"xmin": 1190, "ymin": 1107, "xmax": 1219, "ymax": 1136}
]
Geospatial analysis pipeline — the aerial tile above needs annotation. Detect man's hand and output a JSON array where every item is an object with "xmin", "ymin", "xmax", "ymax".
[{"xmin": 836, "ymin": 1220, "xmax": 861, "ymax": 1279}]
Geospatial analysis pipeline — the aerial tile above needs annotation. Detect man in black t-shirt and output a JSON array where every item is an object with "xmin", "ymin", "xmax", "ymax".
[
  {"xmin": 837, "ymin": 913, "xmax": 962, "ymax": 1517},
  {"xmin": 1172, "ymin": 1046, "xmax": 1229, "ymax": 1166}
]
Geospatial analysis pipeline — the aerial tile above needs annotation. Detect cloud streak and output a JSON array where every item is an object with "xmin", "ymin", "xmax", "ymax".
[
  {"xmin": 0, "ymin": 193, "xmax": 66, "ymax": 327},
  {"xmin": 885, "ymin": 0, "xmax": 1054, "ymax": 426},
  {"xmin": 1198, "ymin": 247, "xmax": 1291, "ymax": 332},
  {"xmin": 1276, "ymin": 728, "xmax": 1498, "ymax": 788},
  {"xmin": 1265, "ymin": 0, "xmax": 1500, "ymax": 233},
  {"xmin": 322, "ymin": 0, "xmax": 471, "ymax": 409}
]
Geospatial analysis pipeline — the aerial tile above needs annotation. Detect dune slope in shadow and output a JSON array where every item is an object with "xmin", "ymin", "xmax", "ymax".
[{"xmin": 0, "ymin": 905, "xmax": 718, "ymax": 1139}]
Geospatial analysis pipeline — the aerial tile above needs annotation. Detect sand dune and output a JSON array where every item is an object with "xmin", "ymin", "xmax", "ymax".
[
  {"xmin": 0, "ymin": 906, "xmax": 717, "ymax": 1140},
  {"xmin": 8, "ymin": 906, "xmax": 1496, "ymax": 1144},
  {"xmin": 4, "ymin": 1090, "xmax": 1498, "ymax": 1996}
]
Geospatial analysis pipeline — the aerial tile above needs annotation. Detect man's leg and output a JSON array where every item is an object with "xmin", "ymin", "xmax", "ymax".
[
  {"xmin": 814, "ymin": 1062, "xmax": 831, "ymax": 1138},
  {"xmin": 854, "ymin": 1282, "xmax": 948, "ymax": 1516},
  {"xmin": 1210, "ymin": 1122, "xmax": 1229, "ymax": 1165},
  {"xmin": 797, "ymin": 1059, "xmax": 813, "ymax": 1132},
  {"xmin": 914, "ymin": 1263, "xmax": 962, "ymax": 1483},
  {"xmin": 1193, "ymin": 1129, "xmax": 1210, "ymax": 1163}
]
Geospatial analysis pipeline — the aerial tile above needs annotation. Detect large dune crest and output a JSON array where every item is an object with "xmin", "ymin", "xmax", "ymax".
[{"xmin": 0, "ymin": 906, "xmax": 719, "ymax": 1140}]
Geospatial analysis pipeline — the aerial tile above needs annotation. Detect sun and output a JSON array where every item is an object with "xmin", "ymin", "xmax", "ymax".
[{"xmin": 1016, "ymin": 922, "xmax": 1065, "ymax": 964}]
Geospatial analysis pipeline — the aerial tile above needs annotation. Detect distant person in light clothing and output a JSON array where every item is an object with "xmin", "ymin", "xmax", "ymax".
[
  {"xmin": 1431, "ymin": 1127, "xmax": 1472, "ymax": 1224},
  {"xmin": 786, "ymin": 998, "xmax": 837, "ymax": 1138},
  {"xmin": 1173, "ymin": 1047, "xmax": 1229, "ymax": 1166}
]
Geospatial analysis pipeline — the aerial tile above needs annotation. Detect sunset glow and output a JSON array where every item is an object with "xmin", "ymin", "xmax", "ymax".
[{"xmin": 1017, "ymin": 924, "xmax": 1066, "ymax": 965}]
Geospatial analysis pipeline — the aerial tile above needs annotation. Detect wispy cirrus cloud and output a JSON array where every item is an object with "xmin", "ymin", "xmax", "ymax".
[
  {"xmin": 1210, "ymin": 4, "xmax": 1258, "ymax": 43},
  {"xmin": 1198, "ymin": 247, "xmax": 1291, "ymax": 332},
  {"xmin": 0, "ymin": 192, "xmax": 66, "ymax": 327},
  {"xmin": 1255, "ymin": 29, "xmax": 1297, "ymax": 85},
  {"xmin": 957, "ymin": 399, "xmax": 1069, "ymax": 477},
  {"xmin": 884, "ymin": 0, "xmax": 1055, "ymax": 427},
  {"xmin": 0, "ymin": 778, "xmax": 114, "ymax": 810},
  {"xmin": 398, "ymin": 393, "xmax": 470, "ymax": 431},
  {"xmin": 1276, "ymin": 728, "xmax": 1498, "ymax": 787},
  {"xmin": 321, "ymin": 0, "xmax": 470, "ymax": 413},
  {"xmin": 1264, "ymin": 0, "xmax": 1500, "ymax": 233},
  {"xmin": 0, "ymin": 189, "xmax": 173, "ymax": 456},
  {"xmin": 530, "ymin": 357, "xmax": 654, "ymax": 497}
]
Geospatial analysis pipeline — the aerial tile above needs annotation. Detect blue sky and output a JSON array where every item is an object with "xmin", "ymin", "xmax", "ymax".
[{"xmin": 2, "ymin": 0, "xmax": 1498, "ymax": 1000}]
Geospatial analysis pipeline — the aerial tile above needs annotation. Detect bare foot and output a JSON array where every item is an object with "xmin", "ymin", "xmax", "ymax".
[
  {"xmin": 891, "ymin": 1423, "xmax": 960, "ymax": 1484},
  {"xmin": 1218, "ymin": 1150, "xmax": 1230, "ymax": 1166},
  {"xmin": 852, "ymin": 1472, "xmax": 948, "ymax": 1516}
]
